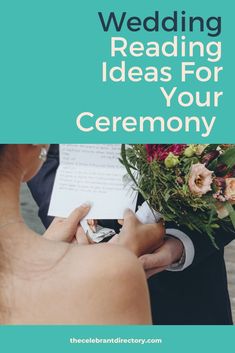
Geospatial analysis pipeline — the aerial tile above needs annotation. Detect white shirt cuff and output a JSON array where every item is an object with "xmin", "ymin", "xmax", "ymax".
[{"xmin": 165, "ymin": 228, "xmax": 195, "ymax": 272}]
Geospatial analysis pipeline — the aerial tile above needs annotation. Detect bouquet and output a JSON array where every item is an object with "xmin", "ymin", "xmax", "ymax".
[{"xmin": 120, "ymin": 144, "xmax": 235, "ymax": 246}]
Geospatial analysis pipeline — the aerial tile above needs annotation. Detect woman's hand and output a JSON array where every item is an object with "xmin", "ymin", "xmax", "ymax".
[
  {"xmin": 43, "ymin": 203, "xmax": 91, "ymax": 243},
  {"xmin": 110, "ymin": 209, "xmax": 165, "ymax": 257}
]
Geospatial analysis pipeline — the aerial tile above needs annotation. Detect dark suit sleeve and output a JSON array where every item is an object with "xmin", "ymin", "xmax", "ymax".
[
  {"xmin": 27, "ymin": 144, "xmax": 59, "ymax": 228},
  {"xmin": 166, "ymin": 221, "xmax": 235, "ymax": 267}
]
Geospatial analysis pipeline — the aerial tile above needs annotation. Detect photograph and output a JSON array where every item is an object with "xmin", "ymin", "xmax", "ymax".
[{"xmin": 1, "ymin": 143, "xmax": 234, "ymax": 325}]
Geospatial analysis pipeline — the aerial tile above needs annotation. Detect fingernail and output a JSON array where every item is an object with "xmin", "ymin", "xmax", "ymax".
[
  {"xmin": 139, "ymin": 257, "xmax": 146, "ymax": 265},
  {"xmin": 81, "ymin": 202, "xmax": 92, "ymax": 208}
]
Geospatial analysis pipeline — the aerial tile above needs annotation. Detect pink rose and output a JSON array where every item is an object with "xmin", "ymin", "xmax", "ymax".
[{"xmin": 188, "ymin": 163, "xmax": 213, "ymax": 196}]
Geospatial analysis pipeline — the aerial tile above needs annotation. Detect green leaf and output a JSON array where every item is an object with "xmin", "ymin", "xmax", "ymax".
[
  {"xmin": 120, "ymin": 145, "xmax": 138, "ymax": 187},
  {"xmin": 218, "ymin": 147, "xmax": 235, "ymax": 169}
]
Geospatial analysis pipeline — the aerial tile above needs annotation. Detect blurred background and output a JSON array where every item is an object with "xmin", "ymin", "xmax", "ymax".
[{"xmin": 20, "ymin": 183, "xmax": 235, "ymax": 321}]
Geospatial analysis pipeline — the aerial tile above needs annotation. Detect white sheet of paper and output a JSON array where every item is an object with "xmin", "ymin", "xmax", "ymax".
[{"xmin": 48, "ymin": 144, "xmax": 137, "ymax": 219}]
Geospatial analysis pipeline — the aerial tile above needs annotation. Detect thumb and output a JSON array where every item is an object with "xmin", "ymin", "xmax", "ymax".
[{"xmin": 66, "ymin": 203, "xmax": 91, "ymax": 231}]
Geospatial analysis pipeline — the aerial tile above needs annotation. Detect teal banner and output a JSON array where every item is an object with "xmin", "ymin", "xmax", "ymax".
[
  {"xmin": 0, "ymin": 0, "xmax": 234, "ymax": 142},
  {"xmin": 0, "ymin": 325, "xmax": 234, "ymax": 353}
]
